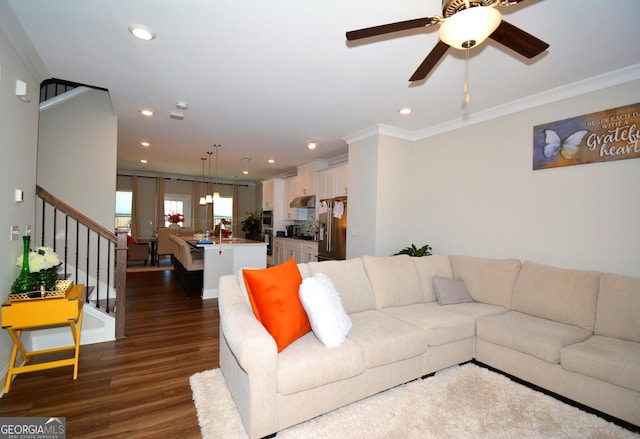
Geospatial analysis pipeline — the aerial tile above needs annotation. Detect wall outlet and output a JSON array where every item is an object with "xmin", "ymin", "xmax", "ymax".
[{"xmin": 11, "ymin": 225, "xmax": 19, "ymax": 241}]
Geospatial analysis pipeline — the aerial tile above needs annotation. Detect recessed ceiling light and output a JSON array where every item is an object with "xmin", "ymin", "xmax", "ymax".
[
  {"xmin": 140, "ymin": 159, "xmax": 148, "ymax": 164},
  {"xmin": 139, "ymin": 109, "xmax": 154, "ymax": 117},
  {"xmin": 268, "ymin": 159, "xmax": 275, "ymax": 164},
  {"xmin": 129, "ymin": 24, "xmax": 156, "ymax": 41},
  {"xmin": 176, "ymin": 101, "xmax": 189, "ymax": 110},
  {"xmin": 399, "ymin": 107, "xmax": 412, "ymax": 115},
  {"xmin": 140, "ymin": 141, "xmax": 150, "ymax": 147},
  {"xmin": 243, "ymin": 171, "xmax": 249, "ymax": 175},
  {"xmin": 307, "ymin": 141, "xmax": 317, "ymax": 150}
]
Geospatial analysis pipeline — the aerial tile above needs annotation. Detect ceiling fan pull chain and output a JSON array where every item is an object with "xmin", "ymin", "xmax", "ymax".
[{"xmin": 464, "ymin": 49, "xmax": 471, "ymax": 105}]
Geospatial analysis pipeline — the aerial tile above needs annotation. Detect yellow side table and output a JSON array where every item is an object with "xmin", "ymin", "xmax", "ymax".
[{"xmin": 2, "ymin": 283, "xmax": 85, "ymax": 393}]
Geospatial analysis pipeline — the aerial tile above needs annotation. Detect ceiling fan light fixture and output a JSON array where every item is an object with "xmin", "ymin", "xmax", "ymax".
[{"xmin": 438, "ymin": 6, "xmax": 501, "ymax": 50}]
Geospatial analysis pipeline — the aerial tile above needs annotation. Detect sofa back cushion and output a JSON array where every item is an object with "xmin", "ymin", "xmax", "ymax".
[
  {"xmin": 362, "ymin": 255, "xmax": 423, "ymax": 309},
  {"xmin": 308, "ymin": 258, "xmax": 376, "ymax": 314},
  {"xmin": 596, "ymin": 273, "xmax": 640, "ymax": 342},
  {"xmin": 512, "ymin": 261, "xmax": 601, "ymax": 331},
  {"xmin": 449, "ymin": 255, "xmax": 521, "ymax": 309},
  {"xmin": 412, "ymin": 254, "xmax": 452, "ymax": 302}
]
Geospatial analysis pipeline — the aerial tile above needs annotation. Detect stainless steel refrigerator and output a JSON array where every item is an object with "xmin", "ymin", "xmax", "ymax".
[{"xmin": 318, "ymin": 196, "xmax": 347, "ymax": 261}]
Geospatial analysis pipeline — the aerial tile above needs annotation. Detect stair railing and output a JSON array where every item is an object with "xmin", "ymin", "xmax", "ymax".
[{"xmin": 35, "ymin": 185, "xmax": 127, "ymax": 339}]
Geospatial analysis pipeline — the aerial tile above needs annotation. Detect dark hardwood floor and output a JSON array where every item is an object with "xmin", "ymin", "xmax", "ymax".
[{"xmin": 0, "ymin": 269, "xmax": 219, "ymax": 438}]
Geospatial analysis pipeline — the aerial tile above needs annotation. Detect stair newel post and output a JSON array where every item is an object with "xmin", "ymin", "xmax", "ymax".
[{"xmin": 115, "ymin": 228, "xmax": 128, "ymax": 339}]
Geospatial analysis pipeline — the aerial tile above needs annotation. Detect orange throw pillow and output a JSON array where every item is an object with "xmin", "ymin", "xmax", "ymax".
[{"xmin": 243, "ymin": 258, "xmax": 311, "ymax": 352}]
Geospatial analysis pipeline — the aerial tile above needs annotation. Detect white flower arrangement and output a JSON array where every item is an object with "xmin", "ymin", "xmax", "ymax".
[{"xmin": 16, "ymin": 246, "xmax": 61, "ymax": 272}]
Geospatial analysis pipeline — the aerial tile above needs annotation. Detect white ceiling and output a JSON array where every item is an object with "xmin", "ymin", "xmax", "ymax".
[{"xmin": 5, "ymin": 0, "xmax": 640, "ymax": 183}]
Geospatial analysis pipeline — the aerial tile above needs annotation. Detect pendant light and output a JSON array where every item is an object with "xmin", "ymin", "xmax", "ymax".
[
  {"xmin": 213, "ymin": 144, "xmax": 221, "ymax": 201},
  {"xmin": 199, "ymin": 157, "xmax": 207, "ymax": 206},
  {"xmin": 205, "ymin": 151, "xmax": 213, "ymax": 204}
]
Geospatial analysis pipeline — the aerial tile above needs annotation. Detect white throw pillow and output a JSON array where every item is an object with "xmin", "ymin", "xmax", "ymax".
[{"xmin": 299, "ymin": 273, "xmax": 352, "ymax": 348}]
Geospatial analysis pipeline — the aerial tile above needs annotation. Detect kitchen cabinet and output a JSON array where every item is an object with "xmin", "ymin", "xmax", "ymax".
[
  {"xmin": 296, "ymin": 160, "xmax": 328, "ymax": 197},
  {"xmin": 262, "ymin": 179, "xmax": 274, "ymax": 210},
  {"xmin": 301, "ymin": 241, "xmax": 318, "ymax": 263},
  {"xmin": 334, "ymin": 164, "xmax": 348, "ymax": 197},
  {"xmin": 261, "ymin": 178, "xmax": 285, "ymax": 233},
  {"xmin": 316, "ymin": 168, "xmax": 335, "ymax": 201},
  {"xmin": 285, "ymin": 239, "xmax": 302, "ymax": 264},
  {"xmin": 273, "ymin": 238, "xmax": 318, "ymax": 264},
  {"xmin": 273, "ymin": 237, "xmax": 285, "ymax": 266},
  {"xmin": 315, "ymin": 164, "xmax": 348, "ymax": 200},
  {"xmin": 284, "ymin": 176, "xmax": 298, "ymax": 220}
]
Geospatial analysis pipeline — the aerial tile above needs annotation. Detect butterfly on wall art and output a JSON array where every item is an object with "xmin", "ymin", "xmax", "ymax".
[{"xmin": 543, "ymin": 129, "xmax": 588, "ymax": 160}]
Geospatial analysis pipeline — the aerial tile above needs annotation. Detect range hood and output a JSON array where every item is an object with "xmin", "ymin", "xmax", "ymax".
[{"xmin": 290, "ymin": 195, "xmax": 315, "ymax": 208}]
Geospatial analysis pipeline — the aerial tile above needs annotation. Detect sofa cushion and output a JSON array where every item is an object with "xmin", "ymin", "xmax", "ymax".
[
  {"xmin": 595, "ymin": 273, "xmax": 640, "ymax": 342},
  {"xmin": 512, "ymin": 261, "xmax": 601, "ymax": 331},
  {"xmin": 382, "ymin": 303, "xmax": 475, "ymax": 347},
  {"xmin": 277, "ymin": 332, "xmax": 365, "ymax": 395},
  {"xmin": 242, "ymin": 258, "xmax": 311, "ymax": 352},
  {"xmin": 347, "ymin": 310, "xmax": 426, "ymax": 368},
  {"xmin": 433, "ymin": 276, "xmax": 474, "ymax": 305},
  {"xmin": 412, "ymin": 254, "xmax": 452, "ymax": 302},
  {"xmin": 299, "ymin": 273, "xmax": 352, "ymax": 348},
  {"xmin": 442, "ymin": 302, "xmax": 508, "ymax": 319},
  {"xmin": 561, "ymin": 335, "xmax": 640, "ymax": 393},
  {"xmin": 477, "ymin": 311, "xmax": 592, "ymax": 364},
  {"xmin": 362, "ymin": 255, "xmax": 423, "ymax": 309},
  {"xmin": 308, "ymin": 258, "xmax": 376, "ymax": 314},
  {"xmin": 449, "ymin": 255, "xmax": 521, "ymax": 309}
]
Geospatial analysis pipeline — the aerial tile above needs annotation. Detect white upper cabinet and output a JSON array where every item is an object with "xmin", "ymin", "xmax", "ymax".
[
  {"xmin": 296, "ymin": 161, "xmax": 328, "ymax": 196},
  {"xmin": 315, "ymin": 164, "xmax": 348, "ymax": 200},
  {"xmin": 316, "ymin": 168, "xmax": 335, "ymax": 201},
  {"xmin": 284, "ymin": 176, "xmax": 298, "ymax": 219},
  {"xmin": 262, "ymin": 179, "xmax": 274, "ymax": 210},
  {"xmin": 334, "ymin": 164, "xmax": 348, "ymax": 197}
]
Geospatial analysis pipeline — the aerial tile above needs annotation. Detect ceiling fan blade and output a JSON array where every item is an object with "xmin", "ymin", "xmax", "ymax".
[
  {"xmin": 346, "ymin": 16, "xmax": 439, "ymax": 41},
  {"xmin": 409, "ymin": 40, "xmax": 450, "ymax": 82},
  {"xmin": 489, "ymin": 20, "xmax": 549, "ymax": 59}
]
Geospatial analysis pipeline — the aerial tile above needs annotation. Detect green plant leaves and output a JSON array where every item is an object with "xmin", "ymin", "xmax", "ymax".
[{"xmin": 394, "ymin": 243, "xmax": 432, "ymax": 257}]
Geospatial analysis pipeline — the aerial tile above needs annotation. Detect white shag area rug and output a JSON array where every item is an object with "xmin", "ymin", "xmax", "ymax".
[{"xmin": 190, "ymin": 363, "xmax": 638, "ymax": 439}]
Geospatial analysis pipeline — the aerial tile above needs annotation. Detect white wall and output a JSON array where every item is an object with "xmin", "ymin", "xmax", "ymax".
[
  {"xmin": 37, "ymin": 88, "xmax": 117, "ymax": 231},
  {"xmin": 0, "ymin": 22, "xmax": 42, "ymax": 382},
  {"xmin": 409, "ymin": 80, "xmax": 640, "ymax": 276}
]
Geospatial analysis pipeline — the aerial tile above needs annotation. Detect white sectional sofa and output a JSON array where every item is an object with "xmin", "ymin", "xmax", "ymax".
[{"xmin": 217, "ymin": 254, "xmax": 640, "ymax": 438}]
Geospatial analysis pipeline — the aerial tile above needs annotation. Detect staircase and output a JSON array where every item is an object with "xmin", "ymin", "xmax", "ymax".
[{"xmin": 31, "ymin": 186, "xmax": 127, "ymax": 348}]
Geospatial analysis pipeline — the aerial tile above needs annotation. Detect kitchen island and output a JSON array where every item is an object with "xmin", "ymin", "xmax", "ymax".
[{"xmin": 193, "ymin": 238, "xmax": 267, "ymax": 299}]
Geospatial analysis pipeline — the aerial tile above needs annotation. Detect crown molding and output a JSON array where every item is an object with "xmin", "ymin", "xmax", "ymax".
[{"xmin": 344, "ymin": 64, "xmax": 640, "ymax": 144}]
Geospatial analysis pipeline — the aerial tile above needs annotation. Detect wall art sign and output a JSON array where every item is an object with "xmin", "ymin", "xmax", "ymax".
[{"xmin": 533, "ymin": 102, "xmax": 640, "ymax": 170}]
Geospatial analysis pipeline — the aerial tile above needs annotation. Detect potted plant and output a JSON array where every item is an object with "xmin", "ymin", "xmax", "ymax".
[
  {"xmin": 394, "ymin": 243, "xmax": 432, "ymax": 257},
  {"xmin": 241, "ymin": 210, "xmax": 262, "ymax": 240}
]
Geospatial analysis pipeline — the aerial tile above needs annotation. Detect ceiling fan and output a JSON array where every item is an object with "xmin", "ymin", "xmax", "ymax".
[{"xmin": 346, "ymin": 0, "xmax": 549, "ymax": 82}]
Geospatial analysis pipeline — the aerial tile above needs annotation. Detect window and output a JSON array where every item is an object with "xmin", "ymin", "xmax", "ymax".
[
  {"xmin": 164, "ymin": 194, "xmax": 191, "ymax": 227},
  {"xmin": 213, "ymin": 197, "xmax": 233, "ymax": 229},
  {"xmin": 115, "ymin": 191, "xmax": 132, "ymax": 230}
]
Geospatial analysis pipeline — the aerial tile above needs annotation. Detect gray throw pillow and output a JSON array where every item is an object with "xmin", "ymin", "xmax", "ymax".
[{"xmin": 433, "ymin": 276, "xmax": 474, "ymax": 305}]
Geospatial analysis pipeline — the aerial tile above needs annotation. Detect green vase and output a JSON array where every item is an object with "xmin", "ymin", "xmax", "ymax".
[{"xmin": 11, "ymin": 235, "xmax": 35, "ymax": 293}]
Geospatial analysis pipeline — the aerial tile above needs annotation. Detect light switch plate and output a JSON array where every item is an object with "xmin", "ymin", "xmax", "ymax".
[{"xmin": 11, "ymin": 225, "xmax": 19, "ymax": 241}]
